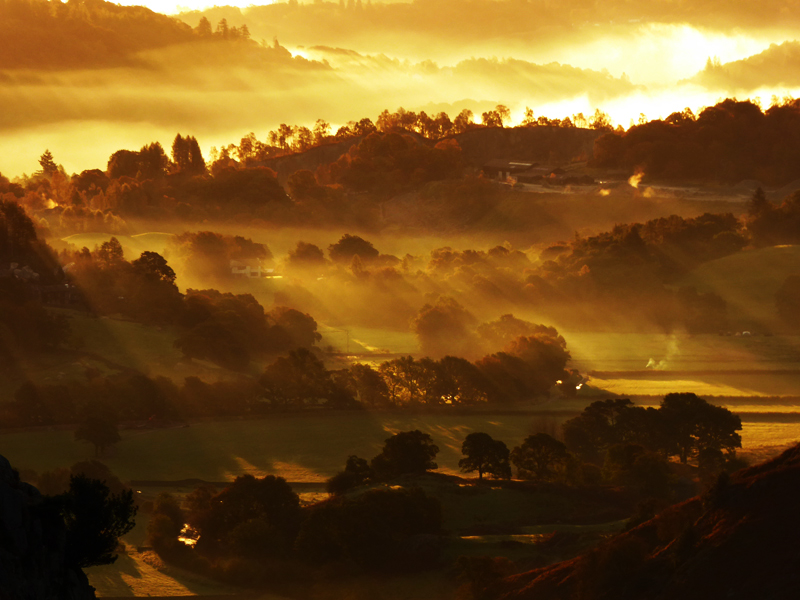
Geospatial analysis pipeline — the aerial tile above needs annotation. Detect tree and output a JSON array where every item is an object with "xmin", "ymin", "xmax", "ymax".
[
  {"xmin": 327, "ymin": 455, "xmax": 374, "ymax": 495},
  {"xmin": 75, "ymin": 414, "xmax": 120, "ymax": 457},
  {"xmin": 195, "ymin": 16, "xmax": 212, "ymax": 37},
  {"xmin": 267, "ymin": 306, "xmax": 322, "ymax": 349},
  {"xmin": 260, "ymin": 347, "xmax": 335, "ymax": 406},
  {"xmin": 562, "ymin": 399, "xmax": 637, "ymax": 464},
  {"xmin": 371, "ymin": 430, "xmax": 439, "ymax": 479},
  {"xmin": 510, "ymin": 433, "xmax": 569, "ymax": 480},
  {"xmin": 658, "ymin": 393, "xmax": 742, "ymax": 463},
  {"xmin": 137, "ymin": 142, "xmax": 170, "ymax": 180},
  {"xmin": 172, "ymin": 133, "xmax": 190, "ymax": 172},
  {"xmin": 459, "ymin": 432, "xmax": 511, "ymax": 480},
  {"xmin": 39, "ymin": 149, "xmax": 58, "ymax": 176},
  {"xmin": 287, "ymin": 241, "xmax": 326, "ymax": 270},
  {"xmin": 132, "ymin": 251, "xmax": 176, "ymax": 284},
  {"xmin": 107, "ymin": 149, "xmax": 139, "ymax": 179},
  {"xmin": 313, "ymin": 119, "xmax": 331, "ymax": 144},
  {"xmin": 411, "ymin": 296, "xmax": 478, "ymax": 358},
  {"xmin": 453, "ymin": 109, "xmax": 474, "ymax": 134},
  {"xmin": 328, "ymin": 233, "xmax": 379, "ymax": 264},
  {"xmin": 193, "ymin": 474, "xmax": 301, "ymax": 557},
  {"xmin": 59, "ymin": 474, "xmax": 137, "ymax": 568}
]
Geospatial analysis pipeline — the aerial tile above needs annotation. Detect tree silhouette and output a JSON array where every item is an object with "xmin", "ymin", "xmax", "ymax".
[
  {"xmin": 371, "ymin": 430, "xmax": 439, "ymax": 478},
  {"xmin": 75, "ymin": 414, "xmax": 120, "ymax": 457},
  {"xmin": 511, "ymin": 433, "xmax": 569, "ymax": 480},
  {"xmin": 38, "ymin": 149, "xmax": 58, "ymax": 176},
  {"xmin": 60, "ymin": 474, "xmax": 136, "ymax": 568},
  {"xmin": 459, "ymin": 432, "xmax": 511, "ymax": 479}
]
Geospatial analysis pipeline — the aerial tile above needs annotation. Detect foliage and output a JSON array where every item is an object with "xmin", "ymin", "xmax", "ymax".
[
  {"xmin": 590, "ymin": 98, "xmax": 800, "ymax": 185},
  {"xmin": 328, "ymin": 233, "xmax": 380, "ymax": 264},
  {"xmin": 295, "ymin": 486, "xmax": 441, "ymax": 572},
  {"xmin": 370, "ymin": 430, "xmax": 440, "ymax": 479},
  {"xmin": 190, "ymin": 474, "xmax": 301, "ymax": 558},
  {"xmin": 459, "ymin": 432, "xmax": 511, "ymax": 480},
  {"xmin": 326, "ymin": 455, "xmax": 374, "ymax": 495},
  {"xmin": 74, "ymin": 413, "xmax": 120, "ymax": 457},
  {"xmin": 58, "ymin": 474, "xmax": 137, "ymax": 568},
  {"xmin": 564, "ymin": 395, "xmax": 742, "ymax": 466},
  {"xmin": 659, "ymin": 392, "xmax": 742, "ymax": 463},
  {"xmin": 510, "ymin": 433, "xmax": 569, "ymax": 480}
]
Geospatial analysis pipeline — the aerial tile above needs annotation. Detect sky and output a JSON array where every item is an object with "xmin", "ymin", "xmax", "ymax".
[{"xmin": 3, "ymin": 0, "xmax": 800, "ymax": 176}]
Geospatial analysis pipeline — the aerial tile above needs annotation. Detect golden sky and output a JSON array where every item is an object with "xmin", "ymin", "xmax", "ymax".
[{"xmin": 2, "ymin": 0, "xmax": 800, "ymax": 176}]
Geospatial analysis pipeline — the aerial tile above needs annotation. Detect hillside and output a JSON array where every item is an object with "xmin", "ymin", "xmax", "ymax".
[
  {"xmin": 487, "ymin": 443, "xmax": 800, "ymax": 600},
  {"xmin": 678, "ymin": 244, "xmax": 800, "ymax": 331},
  {"xmin": 0, "ymin": 0, "xmax": 195, "ymax": 69}
]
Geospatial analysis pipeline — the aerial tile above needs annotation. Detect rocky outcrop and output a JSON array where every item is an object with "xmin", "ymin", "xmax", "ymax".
[{"xmin": 0, "ymin": 454, "xmax": 95, "ymax": 600}]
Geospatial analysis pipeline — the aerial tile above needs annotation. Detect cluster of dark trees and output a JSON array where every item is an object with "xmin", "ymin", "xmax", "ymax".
[
  {"xmin": 148, "ymin": 435, "xmax": 443, "ymax": 582},
  {"xmin": 259, "ymin": 330, "xmax": 571, "ymax": 410},
  {"xmin": 330, "ymin": 394, "xmax": 742, "ymax": 503},
  {"xmin": 4, "ymin": 326, "xmax": 570, "ymax": 430},
  {"xmin": 142, "ymin": 389, "xmax": 742, "ymax": 587},
  {"xmin": 591, "ymin": 98, "xmax": 800, "ymax": 185},
  {"xmin": 527, "ymin": 212, "xmax": 746, "ymax": 331},
  {"xmin": 14, "ymin": 463, "xmax": 136, "ymax": 571},
  {"xmin": 0, "ymin": 199, "xmax": 69, "ymax": 361},
  {"xmin": 747, "ymin": 187, "xmax": 800, "ymax": 247},
  {"xmin": 60, "ymin": 236, "xmax": 320, "ymax": 369}
]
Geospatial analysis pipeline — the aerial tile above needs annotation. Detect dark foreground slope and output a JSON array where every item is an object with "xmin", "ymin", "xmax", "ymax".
[
  {"xmin": 488, "ymin": 444, "xmax": 800, "ymax": 600},
  {"xmin": 0, "ymin": 454, "xmax": 95, "ymax": 600}
]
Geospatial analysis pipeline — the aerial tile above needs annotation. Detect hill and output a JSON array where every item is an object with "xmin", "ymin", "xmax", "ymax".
[
  {"xmin": 0, "ymin": 0, "xmax": 195, "ymax": 69},
  {"xmin": 678, "ymin": 244, "xmax": 800, "ymax": 331},
  {"xmin": 487, "ymin": 443, "xmax": 800, "ymax": 600}
]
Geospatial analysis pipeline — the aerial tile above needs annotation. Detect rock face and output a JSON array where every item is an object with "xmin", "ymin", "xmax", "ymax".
[{"xmin": 0, "ymin": 454, "xmax": 95, "ymax": 600}]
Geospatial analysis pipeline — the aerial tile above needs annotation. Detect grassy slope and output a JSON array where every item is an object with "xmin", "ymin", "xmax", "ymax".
[
  {"xmin": 1, "ymin": 412, "xmax": 535, "ymax": 481},
  {"xmin": 678, "ymin": 244, "xmax": 800, "ymax": 331}
]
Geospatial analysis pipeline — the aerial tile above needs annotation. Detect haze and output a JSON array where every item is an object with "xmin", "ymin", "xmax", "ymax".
[{"xmin": 4, "ymin": 0, "xmax": 800, "ymax": 176}]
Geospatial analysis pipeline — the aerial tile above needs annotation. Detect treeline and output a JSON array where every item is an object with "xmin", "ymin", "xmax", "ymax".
[
  {"xmin": 329, "ymin": 395, "xmax": 743, "ymax": 498},
  {"xmin": 592, "ymin": 98, "xmax": 800, "ymax": 185},
  {"xmin": 3, "ymin": 324, "xmax": 572, "ymax": 428},
  {"xmin": 218, "ymin": 104, "xmax": 613, "ymax": 162}
]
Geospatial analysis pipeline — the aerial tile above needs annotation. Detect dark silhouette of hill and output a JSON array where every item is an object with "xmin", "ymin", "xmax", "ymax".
[
  {"xmin": 0, "ymin": 0, "xmax": 196, "ymax": 68},
  {"xmin": 487, "ymin": 443, "xmax": 800, "ymax": 600},
  {"xmin": 689, "ymin": 41, "xmax": 800, "ymax": 92}
]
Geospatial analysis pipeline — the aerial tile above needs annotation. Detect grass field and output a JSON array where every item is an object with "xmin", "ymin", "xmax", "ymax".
[{"xmin": 3, "ymin": 410, "xmax": 798, "ymax": 486}]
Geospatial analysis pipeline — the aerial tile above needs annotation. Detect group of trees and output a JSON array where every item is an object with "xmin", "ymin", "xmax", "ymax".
[
  {"xmin": 524, "ymin": 212, "xmax": 746, "ymax": 331},
  {"xmin": 327, "ymin": 395, "xmax": 742, "ymax": 501},
  {"xmin": 260, "ymin": 329, "xmax": 571, "ymax": 410},
  {"xmin": 591, "ymin": 98, "xmax": 800, "ymax": 185},
  {"xmin": 563, "ymin": 395, "xmax": 742, "ymax": 467},
  {"xmin": 59, "ymin": 236, "xmax": 321, "ymax": 369},
  {"xmin": 149, "ymin": 467, "xmax": 441, "ymax": 578}
]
